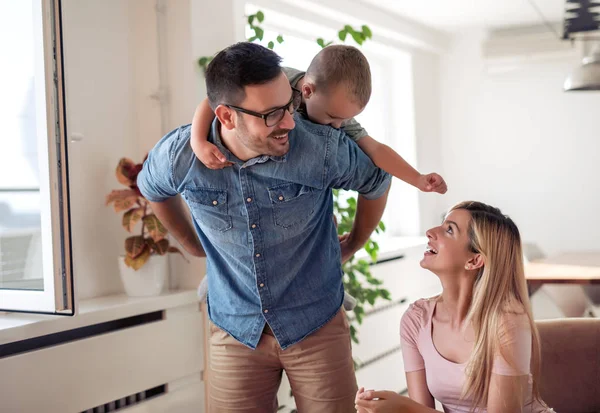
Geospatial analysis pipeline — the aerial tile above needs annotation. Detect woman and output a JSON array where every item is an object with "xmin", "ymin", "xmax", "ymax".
[{"xmin": 356, "ymin": 201, "xmax": 553, "ymax": 413}]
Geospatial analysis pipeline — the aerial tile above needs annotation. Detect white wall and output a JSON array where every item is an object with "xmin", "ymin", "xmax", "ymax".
[
  {"xmin": 412, "ymin": 50, "xmax": 444, "ymax": 234},
  {"xmin": 64, "ymin": 0, "xmax": 239, "ymax": 300},
  {"xmin": 438, "ymin": 29, "xmax": 600, "ymax": 255}
]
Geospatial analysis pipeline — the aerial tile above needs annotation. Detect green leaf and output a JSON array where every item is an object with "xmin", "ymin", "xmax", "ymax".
[
  {"xmin": 362, "ymin": 25, "xmax": 372, "ymax": 39},
  {"xmin": 247, "ymin": 15, "xmax": 255, "ymax": 26},
  {"xmin": 277, "ymin": 35, "xmax": 284, "ymax": 43},
  {"xmin": 317, "ymin": 38, "xmax": 324, "ymax": 47},
  {"xmin": 338, "ymin": 29, "xmax": 347, "ymax": 41},
  {"xmin": 254, "ymin": 27, "xmax": 264, "ymax": 40},
  {"xmin": 325, "ymin": 41, "xmax": 333, "ymax": 47},
  {"xmin": 198, "ymin": 57, "xmax": 208, "ymax": 66},
  {"xmin": 256, "ymin": 11, "xmax": 264, "ymax": 22},
  {"xmin": 344, "ymin": 25, "xmax": 353, "ymax": 32},
  {"xmin": 351, "ymin": 31, "xmax": 364, "ymax": 45},
  {"xmin": 378, "ymin": 221, "xmax": 386, "ymax": 231},
  {"xmin": 267, "ymin": 41, "xmax": 274, "ymax": 49},
  {"xmin": 247, "ymin": 36, "xmax": 257, "ymax": 42}
]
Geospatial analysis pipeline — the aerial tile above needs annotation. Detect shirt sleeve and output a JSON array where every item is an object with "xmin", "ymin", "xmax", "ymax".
[
  {"xmin": 327, "ymin": 130, "xmax": 391, "ymax": 199},
  {"xmin": 340, "ymin": 117, "xmax": 369, "ymax": 142},
  {"xmin": 137, "ymin": 128, "xmax": 181, "ymax": 202},
  {"xmin": 401, "ymin": 303, "xmax": 426, "ymax": 372},
  {"xmin": 492, "ymin": 313, "xmax": 532, "ymax": 376}
]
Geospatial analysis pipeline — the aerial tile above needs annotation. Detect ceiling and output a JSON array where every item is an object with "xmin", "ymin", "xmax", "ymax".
[{"xmin": 357, "ymin": 0, "xmax": 566, "ymax": 32}]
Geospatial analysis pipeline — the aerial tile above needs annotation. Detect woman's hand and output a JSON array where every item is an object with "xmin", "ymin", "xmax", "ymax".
[{"xmin": 355, "ymin": 388, "xmax": 413, "ymax": 413}]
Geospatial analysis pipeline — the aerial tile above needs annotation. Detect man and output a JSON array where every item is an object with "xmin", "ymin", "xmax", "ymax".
[{"xmin": 137, "ymin": 42, "xmax": 391, "ymax": 413}]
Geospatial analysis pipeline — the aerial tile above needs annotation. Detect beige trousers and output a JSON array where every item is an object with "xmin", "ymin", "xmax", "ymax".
[{"xmin": 208, "ymin": 310, "xmax": 358, "ymax": 413}]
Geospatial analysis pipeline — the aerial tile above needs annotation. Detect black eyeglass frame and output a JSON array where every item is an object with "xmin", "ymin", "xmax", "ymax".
[{"xmin": 224, "ymin": 87, "xmax": 302, "ymax": 127}]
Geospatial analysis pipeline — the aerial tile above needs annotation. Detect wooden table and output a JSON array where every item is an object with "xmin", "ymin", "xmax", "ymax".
[{"xmin": 525, "ymin": 252, "xmax": 600, "ymax": 296}]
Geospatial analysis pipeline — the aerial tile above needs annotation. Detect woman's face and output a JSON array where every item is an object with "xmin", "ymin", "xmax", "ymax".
[{"xmin": 421, "ymin": 208, "xmax": 475, "ymax": 275}]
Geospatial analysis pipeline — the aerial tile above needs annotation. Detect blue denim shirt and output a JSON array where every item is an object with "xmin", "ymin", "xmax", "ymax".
[{"xmin": 137, "ymin": 115, "xmax": 391, "ymax": 350}]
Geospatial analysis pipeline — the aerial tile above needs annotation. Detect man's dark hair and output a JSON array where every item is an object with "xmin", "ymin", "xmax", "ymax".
[{"xmin": 205, "ymin": 42, "xmax": 283, "ymax": 110}]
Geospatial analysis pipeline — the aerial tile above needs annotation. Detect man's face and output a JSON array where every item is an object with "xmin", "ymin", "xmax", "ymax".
[
  {"xmin": 304, "ymin": 82, "xmax": 364, "ymax": 129},
  {"xmin": 233, "ymin": 72, "xmax": 297, "ymax": 158}
]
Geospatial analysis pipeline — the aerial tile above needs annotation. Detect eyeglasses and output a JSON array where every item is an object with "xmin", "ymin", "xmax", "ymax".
[{"xmin": 225, "ymin": 88, "xmax": 302, "ymax": 127}]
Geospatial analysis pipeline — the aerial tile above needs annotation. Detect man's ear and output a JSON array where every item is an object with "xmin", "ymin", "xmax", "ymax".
[
  {"xmin": 302, "ymin": 82, "xmax": 316, "ymax": 99},
  {"xmin": 214, "ymin": 105, "xmax": 236, "ymax": 130}
]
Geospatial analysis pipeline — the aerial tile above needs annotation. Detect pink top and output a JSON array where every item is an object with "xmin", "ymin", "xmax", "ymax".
[{"xmin": 400, "ymin": 297, "xmax": 552, "ymax": 413}]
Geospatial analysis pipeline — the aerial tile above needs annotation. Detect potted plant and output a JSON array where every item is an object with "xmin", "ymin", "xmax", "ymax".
[{"xmin": 105, "ymin": 157, "xmax": 184, "ymax": 296}]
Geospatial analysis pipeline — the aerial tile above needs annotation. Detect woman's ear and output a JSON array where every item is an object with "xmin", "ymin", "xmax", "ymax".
[
  {"xmin": 214, "ymin": 105, "xmax": 236, "ymax": 130},
  {"xmin": 464, "ymin": 254, "xmax": 484, "ymax": 271}
]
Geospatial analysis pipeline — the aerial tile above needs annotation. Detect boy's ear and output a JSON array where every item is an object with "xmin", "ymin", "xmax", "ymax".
[
  {"xmin": 214, "ymin": 105, "xmax": 236, "ymax": 130},
  {"xmin": 301, "ymin": 82, "xmax": 316, "ymax": 99}
]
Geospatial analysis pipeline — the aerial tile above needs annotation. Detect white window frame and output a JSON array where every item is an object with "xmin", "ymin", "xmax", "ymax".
[{"xmin": 0, "ymin": 0, "xmax": 73, "ymax": 315}]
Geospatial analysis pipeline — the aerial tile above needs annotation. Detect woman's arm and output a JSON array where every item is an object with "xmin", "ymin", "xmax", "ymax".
[
  {"xmin": 487, "ymin": 374, "xmax": 529, "ymax": 413},
  {"xmin": 406, "ymin": 370, "xmax": 435, "ymax": 408}
]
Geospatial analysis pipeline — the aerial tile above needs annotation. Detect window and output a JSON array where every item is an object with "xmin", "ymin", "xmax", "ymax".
[
  {"xmin": 0, "ymin": 0, "xmax": 73, "ymax": 314},
  {"xmin": 245, "ymin": 3, "xmax": 419, "ymax": 239}
]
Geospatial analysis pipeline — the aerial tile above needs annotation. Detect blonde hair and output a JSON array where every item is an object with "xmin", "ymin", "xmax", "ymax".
[
  {"xmin": 450, "ymin": 201, "xmax": 544, "ymax": 411},
  {"xmin": 305, "ymin": 45, "xmax": 371, "ymax": 107}
]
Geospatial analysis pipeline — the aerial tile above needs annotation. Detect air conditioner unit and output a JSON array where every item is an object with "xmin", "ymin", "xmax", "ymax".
[{"xmin": 482, "ymin": 24, "xmax": 578, "ymax": 72}]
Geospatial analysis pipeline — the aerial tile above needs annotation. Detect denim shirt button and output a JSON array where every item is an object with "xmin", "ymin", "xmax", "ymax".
[
  {"xmin": 278, "ymin": 195, "xmax": 284, "ymax": 201},
  {"xmin": 212, "ymin": 200, "xmax": 218, "ymax": 205},
  {"xmin": 246, "ymin": 197, "xmax": 252, "ymax": 203},
  {"xmin": 259, "ymin": 283, "xmax": 264, "ymax": 287},
  {"xmin": 251, "ymin": 224, "xmax": 257, "ymax": 229},
  {"xmin": 255, "ymin": 253, "xmax": 261, "ymax": 258},
  {"xmin": 264, "ymin": 309, "xmax": 269, "ymax": 313}
]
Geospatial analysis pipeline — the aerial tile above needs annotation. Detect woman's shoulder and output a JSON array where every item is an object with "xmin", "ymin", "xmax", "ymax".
[{"xmin": 401, "ymin": 296, "xmax": 437, "ymax": 332}]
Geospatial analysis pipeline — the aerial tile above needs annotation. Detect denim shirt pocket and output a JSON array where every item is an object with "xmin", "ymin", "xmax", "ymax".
[
  {"xmin": 267, "ymin": 183, "xmax": 319, "ymax": 229},
  {"xmin": 184, "ymin": 187, "xmax": 232, "ymax": 232}
]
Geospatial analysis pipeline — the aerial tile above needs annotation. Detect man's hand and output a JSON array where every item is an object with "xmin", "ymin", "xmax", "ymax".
[
  {"xmin": 196, "ymin": 141, "xmax": 233, "ymax": 169},
  {"xmin": 416, "ymin": 173, "xmax": 447, "ymax": 194},
  {"xmin": 339, "ymin": 232, "xmax": 361, "ymax": 264}
]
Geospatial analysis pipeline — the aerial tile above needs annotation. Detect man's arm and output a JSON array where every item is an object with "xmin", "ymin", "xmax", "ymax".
[
  {"xmin": 328, "ymin": 129, "xmax": 392, "ymax": 261},
  {"xmin": 340, "ymin": 187, "xmax": 390, "ymax": 262},
  {"xmin": 149, "ymin": 196, "xmax": 205, "ymax": 258}
]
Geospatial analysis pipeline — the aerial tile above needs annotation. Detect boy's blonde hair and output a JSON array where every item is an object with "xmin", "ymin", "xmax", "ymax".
[{"xmin": 305, "ymin": 45, "xmax": 372, "ymax": 107}]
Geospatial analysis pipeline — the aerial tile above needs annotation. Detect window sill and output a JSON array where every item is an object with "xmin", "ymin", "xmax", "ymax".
[{"xmin": 0, "ymin": 289, "xmax": 200, "ymax": 346}]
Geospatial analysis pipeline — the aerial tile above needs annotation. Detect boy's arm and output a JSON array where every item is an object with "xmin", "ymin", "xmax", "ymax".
[
  {"xmin": 190, "ymin": 98, "xmax": 232, "ymax": 169},
  {"xmin": 358, "ymin": 135, "xmax": 447, "ymax": 194}
]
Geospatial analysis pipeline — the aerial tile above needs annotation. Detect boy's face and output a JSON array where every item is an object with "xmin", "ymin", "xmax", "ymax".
[{"xmin": 303, "ymin": 82, "xmax": 364, "ymax": 129}]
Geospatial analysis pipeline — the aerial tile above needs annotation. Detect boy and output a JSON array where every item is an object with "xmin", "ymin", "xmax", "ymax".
[{"xmin": 192, "ymin": 45, "xmax": 447, "ymax": 309}]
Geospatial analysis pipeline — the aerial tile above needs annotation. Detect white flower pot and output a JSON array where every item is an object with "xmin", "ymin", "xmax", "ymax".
[{"xmin": 118, "ymin": 254, "xmax": 169, "ymax": 297}]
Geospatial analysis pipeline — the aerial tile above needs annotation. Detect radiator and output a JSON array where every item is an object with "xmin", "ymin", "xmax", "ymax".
[{"xmin": 0, "ymin": 301, "xmax": 206, "ymax": 413}]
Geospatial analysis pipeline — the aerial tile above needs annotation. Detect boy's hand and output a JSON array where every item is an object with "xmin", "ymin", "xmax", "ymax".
[
  {"xmin": 197, "ymin": 141, "xmax": 233, "ymax": 169},
  {"xmin": 417, "ymin": 173, "xmax": 447, "ymax": 194}
]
